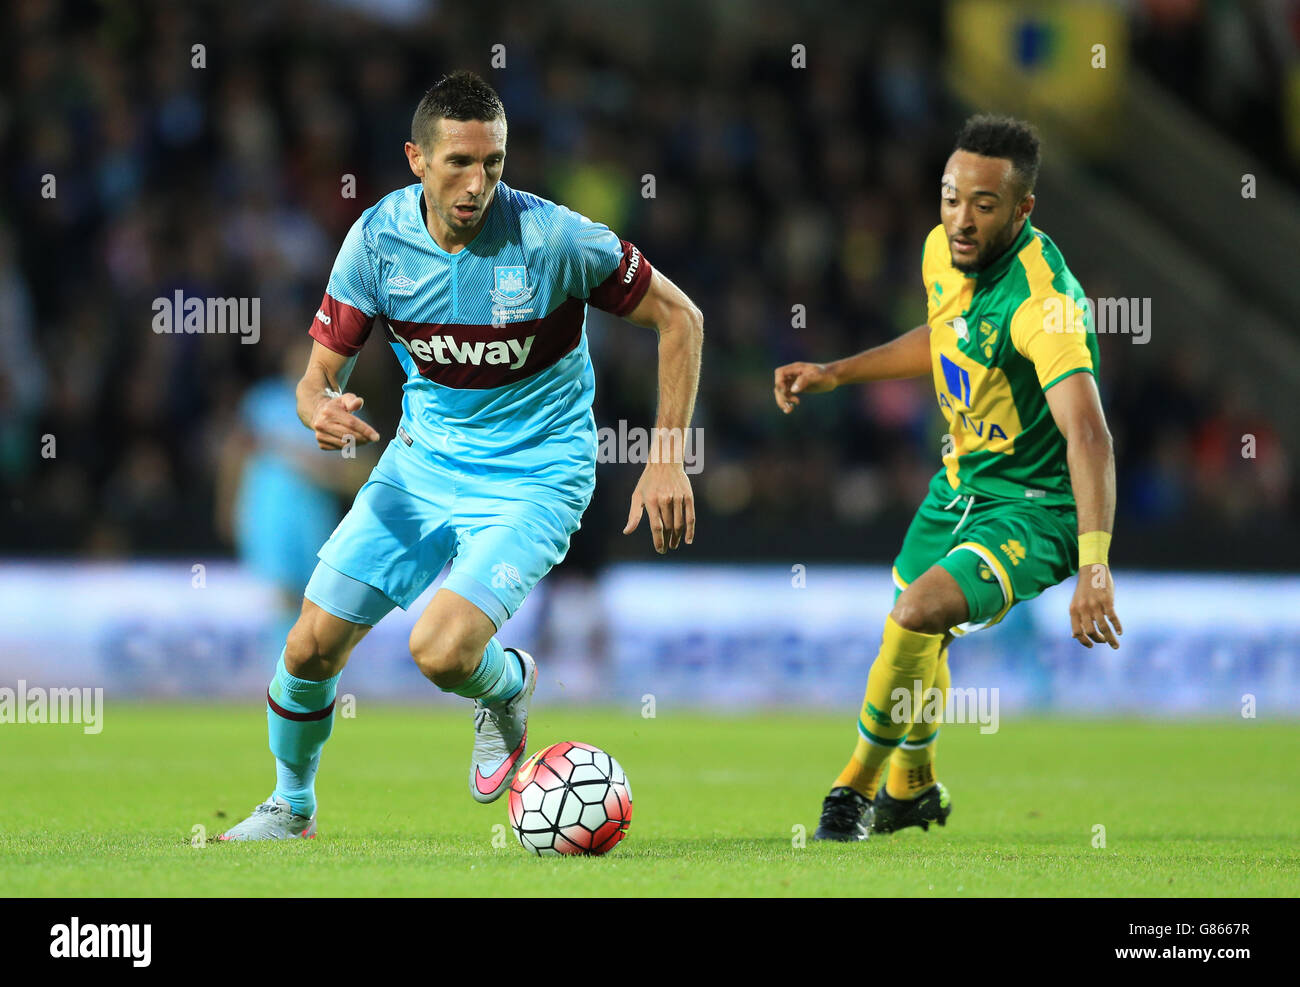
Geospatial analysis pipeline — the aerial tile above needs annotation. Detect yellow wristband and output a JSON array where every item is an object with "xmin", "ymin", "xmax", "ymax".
[{"xmin": 1078, "ymin": 531, "xmax": 1111, "ymax": 569}]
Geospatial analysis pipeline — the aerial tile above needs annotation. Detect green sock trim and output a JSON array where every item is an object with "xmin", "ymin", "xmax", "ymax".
[
  {"xmin": 900, "ymin": 728, "xmax": 940, "ymax": 750},
  {"xmin": 857, "ymin": 720, "xmax": 905, "ymax": 747}
]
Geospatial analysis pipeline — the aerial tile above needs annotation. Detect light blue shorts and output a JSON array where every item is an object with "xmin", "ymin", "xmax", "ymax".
[{"xmin": 305, "ymin": 437, "xmax": 590, "ymax": 630}]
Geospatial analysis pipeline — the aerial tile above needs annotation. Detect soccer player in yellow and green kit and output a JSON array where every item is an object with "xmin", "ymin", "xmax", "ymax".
[{"xmin": 773, "ymin": 114, "xmax": 1123, "ymax": 841}]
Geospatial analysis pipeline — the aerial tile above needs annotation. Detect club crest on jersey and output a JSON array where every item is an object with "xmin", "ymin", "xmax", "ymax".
[
  {"xmin": 977, "ymin": 319, "xmax": 1000, "ymax": 358},
  {"xmin": 491, "ymin": 265, "xmax": 532, "ymax": 306}
]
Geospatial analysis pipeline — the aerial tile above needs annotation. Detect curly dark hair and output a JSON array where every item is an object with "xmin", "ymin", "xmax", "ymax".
[
  {"xmin": 411, "ymin": 70, "xmax": 505, "ymax": 148},
  {"xmin": 953, "ymin": 114, "xmax": 1040, "ymax": 198}
]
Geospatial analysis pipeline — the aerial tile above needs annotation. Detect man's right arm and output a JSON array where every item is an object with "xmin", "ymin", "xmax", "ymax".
[
  {"xmin": 773, "ymin": 322, "xmax": 932, "ymax": 413},
  {"xmin": 303, "ymin": 208, "xmax": 382, "ymax": 448},
  {"xmin": 297, "ymin": 341, "xmax": 380, "ymax": 450}
]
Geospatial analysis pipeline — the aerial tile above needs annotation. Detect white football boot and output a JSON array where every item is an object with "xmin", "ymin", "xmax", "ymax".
[
  {"xmin": 216, "ymin": 796, "xmax": 317, "ymax": 841},
  {"xmin": 469, "ymin": 648, "xmax": 537, "ymax": 803}
]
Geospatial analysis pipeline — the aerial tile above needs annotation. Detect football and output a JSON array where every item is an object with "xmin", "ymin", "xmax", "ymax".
[{"xmin": 507, "ymin": 741, "xmax": 633, "ymax": 856}]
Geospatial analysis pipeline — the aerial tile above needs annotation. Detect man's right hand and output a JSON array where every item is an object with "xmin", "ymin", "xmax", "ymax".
[
  {"xmin": 310, "ymin": 392, "xmax": 381, "ymax": 450},
  {"xmin": 773, "ymin": 362, "xmax": 837, "ymax": 413}
]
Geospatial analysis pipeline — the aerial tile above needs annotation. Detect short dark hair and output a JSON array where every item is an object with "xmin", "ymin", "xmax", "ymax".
[
  {"xmin": 953, "ymin": 114, "xmax": 1040, "ymax": 198},
  {"xmin": 411, "ymin": 71, "xmax": 505, "ymax": 148}
]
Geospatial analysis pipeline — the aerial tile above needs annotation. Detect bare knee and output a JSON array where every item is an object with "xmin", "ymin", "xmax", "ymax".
[
  {"xmin": 409, "ymin": 624, "xmax": 486, "ymax": 687},
  {"xmin": 890, "ymin": 596, "xmax": 952, "ymax": 636},
  {"xmin": 284, "ymin": 602, "xmax": 366, "ymax": 680},
  {"xmin": 890, "ymin": 566, "xmax": 970, "ymax": 636}
]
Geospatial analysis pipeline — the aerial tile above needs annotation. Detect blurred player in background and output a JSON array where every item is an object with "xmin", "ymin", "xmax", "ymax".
[
  {"xmin": 215, "ymin": 342, "xmax": 373, "ymax": 647},
  {"xmin": 774, "ymin": 115, "xmax": 1121, "ymax": 841},
  {"xmin": 220, "ymin": 71, "xmax": 703, "ymax": 840}
]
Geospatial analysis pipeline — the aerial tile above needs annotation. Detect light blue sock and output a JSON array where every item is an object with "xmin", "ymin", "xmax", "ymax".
[
  {"xmin": 266, "ymin": 649, "xmax": 340, "ymax": 817},
  {"xmin": 275, "ymin": 752, "xmax": 321, "ymax": 817},
  {"xmin": 447, "ymin": 638, "xmax": 523, "ymax": 706}
]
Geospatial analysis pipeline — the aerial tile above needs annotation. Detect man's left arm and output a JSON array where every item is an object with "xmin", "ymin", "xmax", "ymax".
[
  {"xmin": 558, "ymin": 207, "xmax": 704, "ymax": 554},
  {"xmin": 1044, "ymin": 372, "xmax": 1123, "ymax": 649},
  {"xmin": 618, "ymin": 268, "xmax": 704, "ymax": 554}
]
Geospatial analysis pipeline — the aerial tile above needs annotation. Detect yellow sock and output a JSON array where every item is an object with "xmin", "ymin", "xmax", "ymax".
[
  {"xmin": 833, "ymin": 616, "xmax": 943, "ymax": 798},
  {"xmin": 834, "ymin": 753, "xmax": 886, "ymax": 800},
  {"xmin": 886, "ymin": 645, "xmax": 950, "ymax": 799}
]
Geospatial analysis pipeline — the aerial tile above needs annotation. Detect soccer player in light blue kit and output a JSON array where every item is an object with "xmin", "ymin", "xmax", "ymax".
[{"xmin": 220, "ymin": 72, "xmax": 703, "ymax": 840}]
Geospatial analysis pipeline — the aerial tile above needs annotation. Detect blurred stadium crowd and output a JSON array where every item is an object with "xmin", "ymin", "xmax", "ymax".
[{"xmin": 1, "ymin": 0, "xmax": 1295, "ymax": 569}]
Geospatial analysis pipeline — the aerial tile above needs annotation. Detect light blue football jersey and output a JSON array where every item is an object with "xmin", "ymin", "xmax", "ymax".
[{"xmin": 309, "ymin": 181, "xmax": 652, "ymax": 499}]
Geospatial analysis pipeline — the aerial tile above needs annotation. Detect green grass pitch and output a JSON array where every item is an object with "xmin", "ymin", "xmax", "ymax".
[{"xmin": 3, "ymin": 704, "xmax": 1296, "ymax": 897}]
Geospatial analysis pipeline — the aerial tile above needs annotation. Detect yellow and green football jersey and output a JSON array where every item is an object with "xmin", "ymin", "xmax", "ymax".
[{"xmin": 922, "ymin": 218, "xmax": 1098, "ymax": 508}]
